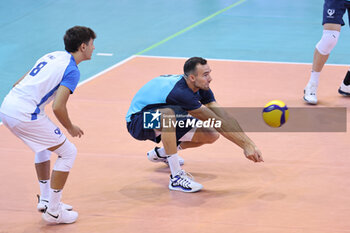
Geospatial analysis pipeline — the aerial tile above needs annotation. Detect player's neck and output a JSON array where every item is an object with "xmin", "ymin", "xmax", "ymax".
[
  {"xmin": 185, "ymin": 78, "xmax": 199, "ymax": 93},
  {"xmin": 70, "ymin": 52, "xmax": 84, "ymax": 65}
]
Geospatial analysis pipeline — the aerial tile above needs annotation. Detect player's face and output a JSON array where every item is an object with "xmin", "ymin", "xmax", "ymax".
[
  {"xmin": 83, "ymin": 39, "xmax": 95, "ymax": 60},
  {"xmin": 193, "ymin": 64, "xmax": 212, "ymax": 91}
]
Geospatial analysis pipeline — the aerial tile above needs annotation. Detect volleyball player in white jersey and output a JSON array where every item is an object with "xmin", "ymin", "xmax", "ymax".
[{"xmin": 0, "ymin": 26, "xmax": 96, "ymax": 224}]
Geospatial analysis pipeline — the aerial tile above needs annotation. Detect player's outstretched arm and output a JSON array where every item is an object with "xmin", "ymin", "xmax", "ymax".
[
  {"xmin": 52, "ymin": 85, "xmax": 84, "ymax": 138},
  {"xmin": 189, "ymin": 102, "xmax": 263, "ymax": 162}
]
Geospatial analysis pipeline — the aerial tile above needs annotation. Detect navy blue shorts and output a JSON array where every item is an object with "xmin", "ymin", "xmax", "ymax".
[
  {"xmin": 322, "ymin": 0, "xmax": 350, "ymax": 26},
  {"xmin": 126, "ymin": 105, "xmax": 197, "ymax": 145}
]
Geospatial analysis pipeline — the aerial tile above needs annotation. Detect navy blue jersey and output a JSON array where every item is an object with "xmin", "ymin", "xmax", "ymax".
[{"xmin": 126, "ymin": 75, "xmax": 215, "ymax": 122}]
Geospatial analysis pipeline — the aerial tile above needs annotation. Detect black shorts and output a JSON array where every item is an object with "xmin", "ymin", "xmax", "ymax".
[
  {"xmin": 126, "ymin": 105, "xmax": 198, "ymax": 145},
  {"xmin": 322, "ymin": 0, "xmax": 350, "ymax": 26}
]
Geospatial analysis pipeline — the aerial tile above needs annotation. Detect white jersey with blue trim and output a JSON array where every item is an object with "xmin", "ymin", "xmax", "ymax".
[{"xmin": 0, "ymin": 51, "xmax": 80, "ymax": 121}]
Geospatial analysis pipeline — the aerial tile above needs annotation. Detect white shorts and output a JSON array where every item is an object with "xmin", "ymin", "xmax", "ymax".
[{"xmin": 0, "ymin": 112, "xmax": 66, "ymax": 153}]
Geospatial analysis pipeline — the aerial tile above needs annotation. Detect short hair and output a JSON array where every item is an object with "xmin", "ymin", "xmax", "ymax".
[
  {"xmin": 183, "ymin": 57, "xmax": 207, "ymax": 77},
  {"xmin": 64, "ymin": 26, "xmax": 96, "ymax": 53}
]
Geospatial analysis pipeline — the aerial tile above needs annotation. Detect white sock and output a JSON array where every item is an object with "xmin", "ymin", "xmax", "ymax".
[
  {"xmin": 156, "ymin": 147, "xmax": 166, "ymax": 157},
  {"xmin": 158, "ymin": 146, "xmax": 182, "ymax": 157},
  {"xmin": 167, "ymin": 153, "xmax": 181, "ymax": 177},
  {"xmin": 308, "ymin": 71, "xmax": 320, "ymax": 86},
  {"xmin": 39, "ymin": 179, "xmax": 50, "ymax": 200},
  {"xmin": 48, "ymin": 189, "xmax": 62, "ymax": 211}
]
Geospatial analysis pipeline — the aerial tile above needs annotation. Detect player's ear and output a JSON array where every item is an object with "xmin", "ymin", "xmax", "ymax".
[
  {"xmin": 188, "ymin": 74, "xmax": 196, "ymax": 82},
  {"xmin": 79, "ymin": 43, "xmax": 87, "ymax": 52}
]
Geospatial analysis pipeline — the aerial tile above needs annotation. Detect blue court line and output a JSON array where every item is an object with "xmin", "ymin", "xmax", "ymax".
[{"xmin": 135, "ymin": 0, "xmax": 247, "ymax": 55}]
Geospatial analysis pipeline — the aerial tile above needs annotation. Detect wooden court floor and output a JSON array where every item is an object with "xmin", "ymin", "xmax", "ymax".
[{"xmin": 0, "ymin": 56, "xmax": 350, "ymax": 233}]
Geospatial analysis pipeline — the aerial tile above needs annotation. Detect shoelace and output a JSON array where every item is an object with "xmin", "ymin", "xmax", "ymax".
[
  {"xmin": 306, "ymin": 85, "xmax": 318, "ymax": 95},
  {"xmin": 181, "ymin": 170, "xmax": 194, "ymax": 181},
  {"xmin": 177, "ymin": 176, "xmax": 191, "ymax": 188},
  {"xmin": 173, "ymin": 170, "xmax": 195, "ymax": 188}
]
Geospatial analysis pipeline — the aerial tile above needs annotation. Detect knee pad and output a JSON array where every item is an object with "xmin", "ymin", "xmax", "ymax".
[
  {"xmin": 316, "ymin": 30, "xmax": 340, "ymax": 55},
  {"xmin": 53, "ymin": 140, "xmax": 77, "ymax": 172},
  {"xmin": 35, "ymin": 150, "xmax": 51, "ymax": 163}
]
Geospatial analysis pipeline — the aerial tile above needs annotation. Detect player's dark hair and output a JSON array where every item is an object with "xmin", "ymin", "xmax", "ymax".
[
  {"xmin": 183, "ymin": 57, "xmax": 207, "ymax": 77},
  {"xmin": 64, "ymin": 26, "xmax": 96, "ymax": 53}
]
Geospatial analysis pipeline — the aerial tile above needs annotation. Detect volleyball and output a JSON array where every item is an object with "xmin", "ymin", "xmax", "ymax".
[{"xmin": 262, "ymin": 100, "xmax": 289, "ymax": 128}]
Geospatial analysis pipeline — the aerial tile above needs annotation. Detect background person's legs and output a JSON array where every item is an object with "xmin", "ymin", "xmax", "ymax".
[
  {"xmin": 339, "ymin": 69, "xmax": 350, "ymax": 95},
  {"xmin": 304, "ymin": 23, "xmax": 341, "ymax": 104},
  {"xmin": 312, "ymin": 23, "xmax": 341, "ymax": 72}
]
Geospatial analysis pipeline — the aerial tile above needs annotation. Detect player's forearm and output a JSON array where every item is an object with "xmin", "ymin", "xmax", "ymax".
[
  {"xmin": 209, "ymin": 105, "xmax": 255, "ymax": 149},
  {"xmin": 190, "ymin": 105, "xmax": 256, "ymax": 149},
  {"xmin": 216, "ymin": 117, "xmax": 255, "ymax": 149},
  {"xmin": 53, "ymin": 106, "xmax": 73, "ymax": 131}
]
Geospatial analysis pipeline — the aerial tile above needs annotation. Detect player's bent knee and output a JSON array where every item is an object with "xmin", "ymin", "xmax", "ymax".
[
  {"xmin": 159, "ymin": 108, "xmax": 176, "ymax": 128},
  {"xmin": 159, "ymin": 108, "xmax": 175, "ymax": 117},
  {"xmin": 206, "ymin": 131, "xmax": 220, "ymax": 144},
  {"xmin": 211, "ymin": 131, "xmax": 220, "ymax": 143},
  {"xmin": 53, "ymin": 140, "xmax": 77, "ymax": 172},
  {"xmin": 35, "ymin": 150, "xmax": 51, "ymax": 163},
  {"xmin": 316, "ymin": 30, "xmax": 340, "ymax": 55}
]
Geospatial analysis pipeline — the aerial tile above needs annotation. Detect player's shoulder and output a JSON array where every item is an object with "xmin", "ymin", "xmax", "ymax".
[
  {"xmin": 49, "ymin": 51, "xmax": 77, "ymax": 69},
  {"xmin": 34, "ymin": 51, "xmax": 72, "ymax": 66},
  {"xmin": 35, "ymin": 51, "xmax": 78, "ymax": 76},
  {"xmin": 150, "ymin": 74, "xmax": 183, "ymax": 89},
  {"xmin": 40, "ymin": 51, "xmax": 70, "ymax": 60},
  {"xmin": 154, "ymin": 74, "xmax": 182, "ymax": 81},
  {"xmin": 171, "ymin": 80, "xmax": 196, "ymax": 100}
]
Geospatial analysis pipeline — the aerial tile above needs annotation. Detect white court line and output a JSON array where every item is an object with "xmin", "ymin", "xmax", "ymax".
[
  {"xmin": 96, "ymin": 53, "xmax": 114, "ymax": 56},
  {"xmin": 78, "ymin": 55, "xmax": 136, "ymax": 87},
  {"xmin": 0, "ymin": 55, "xmax": 137, "ymax": 126},
  {"xmin": 135, "ymin": 54, "xmax": 349, "ymax": 67}
]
